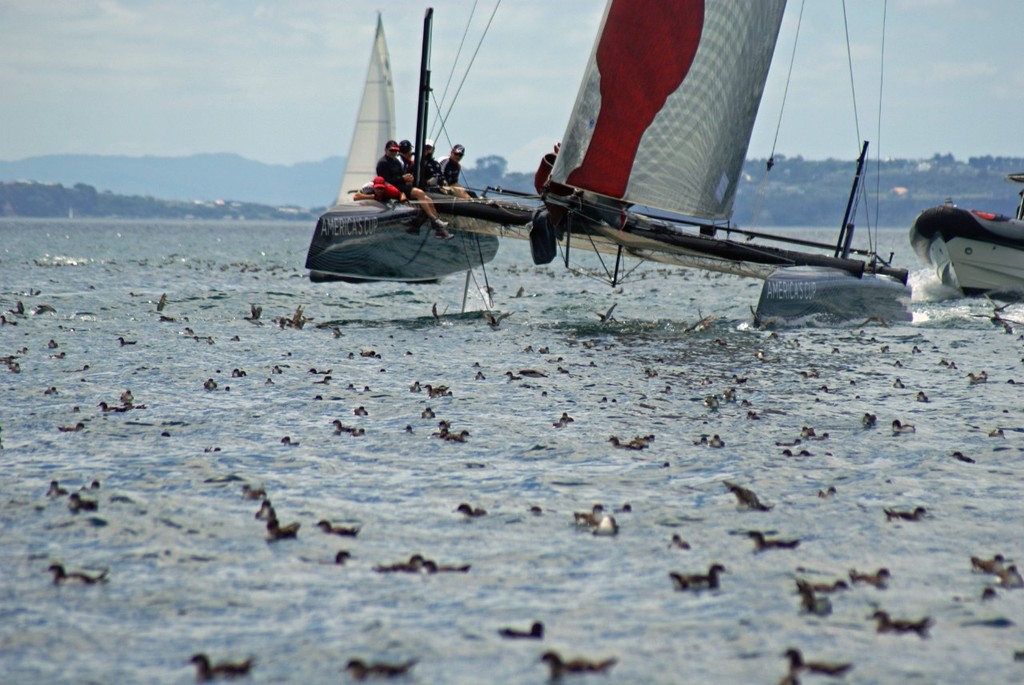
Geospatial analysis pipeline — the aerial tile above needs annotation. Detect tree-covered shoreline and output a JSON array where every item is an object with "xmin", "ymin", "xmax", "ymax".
[{"xmin": 3, "ymin": 152, "xmax": 1021, "ymax": 226}]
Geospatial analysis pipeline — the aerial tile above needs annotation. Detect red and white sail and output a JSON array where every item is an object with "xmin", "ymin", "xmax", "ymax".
[
  {"xmin": 336, "ymin": 14, "xmax": 396, "ymax": 205},
  {"xmin": 549, "ymin": 0, "xmax": 786, "ymax": 221}
]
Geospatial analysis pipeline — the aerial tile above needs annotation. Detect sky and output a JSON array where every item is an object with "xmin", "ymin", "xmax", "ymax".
[{"xmin": 2, "ymin": 0, "xmax": 1023, "ymax": 173}]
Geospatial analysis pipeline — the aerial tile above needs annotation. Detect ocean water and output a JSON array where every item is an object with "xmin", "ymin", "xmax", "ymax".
[{"xmin": 1, "ymin": 219, "xmax": 1022, "ymax": 684}]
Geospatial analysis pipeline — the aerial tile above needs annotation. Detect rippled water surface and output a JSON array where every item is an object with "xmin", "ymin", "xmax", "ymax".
[{"xmin": 1, "ymin": 219, "xmax": 1022, "ymax": 684}]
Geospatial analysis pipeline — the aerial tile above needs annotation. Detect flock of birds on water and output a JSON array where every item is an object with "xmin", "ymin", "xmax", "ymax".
[{"xmin": 5, "ymin": 286, "xmax": 1024, "ymax": 683}]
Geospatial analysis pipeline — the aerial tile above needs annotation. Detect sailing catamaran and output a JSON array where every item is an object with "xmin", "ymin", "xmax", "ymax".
[
  {"xmin": 521, "ymin": 0, "xmax": 911, "ymax": 325},
  {"xmin": 307, "ymin": 2, "xmax": 912, "ymax": 324},
  {"xmin": 305, "ymin": 12, "xmax": 532, "ymax": 284}
]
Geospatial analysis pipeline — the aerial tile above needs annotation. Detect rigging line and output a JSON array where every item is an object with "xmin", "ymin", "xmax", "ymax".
[
  {"xmin": 431, "ymin": 0, "xmax": 479, "ymax": 142},
  {"xmin": 769, "ymin": 0, "xmax": 806, "ymax": 159},
  {"xmin": 841, "ymin": 0, "xmax": 862, "ymax": 151},
  {"xmin": 870, "ymin": 0, "xmax": 889, "ymax": 249},
  {"xmin": 437, "ymin": 0, "xmax": 501, "ymax": 139},
  {"xmin": 749, "ymin": 0, "xmax": 805, "ymax": 229}
]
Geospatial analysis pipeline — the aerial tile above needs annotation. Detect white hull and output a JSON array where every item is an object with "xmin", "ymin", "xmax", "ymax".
[
  {"xmin": 934, "ymin": 236, "xmax": 1024, "ymax": 295},
  {"xmin": 910, "ymin": 203, "xmax": 1024, "ymax": 298}
]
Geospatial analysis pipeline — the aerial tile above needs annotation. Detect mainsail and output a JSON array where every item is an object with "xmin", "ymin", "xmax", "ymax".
[
  {"xmin": 549, "ymin": 0, "xmax": 786, "ymax": 221},
  {"xmin": 335, "ymin": 14, "xmax": 396, "ymax": 205}
]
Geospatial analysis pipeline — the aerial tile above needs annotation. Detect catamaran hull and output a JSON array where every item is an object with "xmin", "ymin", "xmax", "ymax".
[
  {"xmin": 305, "ymin": 195, "xmax": 534, "ymax": 283},
  {"xmin": 755, "ymin": 266, "xmax": 912, "ymax": 325},
  {"xmin": 910, "ymin": 204, "xmax": 1024, "ymax": 297},
  {"xmin": 305, "ymin": 200, "xmax": 499, "ymax": 283}
]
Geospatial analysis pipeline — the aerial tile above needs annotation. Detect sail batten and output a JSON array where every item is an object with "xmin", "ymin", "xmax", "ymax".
[
  {"xmin": 336, "ymin": 14, "xmax": 396, "ymax": 205},
  {"xmin": 550, "ymin": 0, "xmax": 787, "ymax": 221}
]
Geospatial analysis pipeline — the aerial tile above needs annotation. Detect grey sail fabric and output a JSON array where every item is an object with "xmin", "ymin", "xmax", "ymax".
[
  {"xmin": 336, "ymin": 14, "xmax": 396, "ymax": 205},
  {"xmin": 550, "ymin": 0, "xmax": 786, "ymax": 221}
]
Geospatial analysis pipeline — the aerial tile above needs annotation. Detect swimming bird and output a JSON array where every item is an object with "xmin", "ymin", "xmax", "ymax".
[
  {"xmin": 67, "ymin": 492, "xmax": 97, "ymax": 513},
  {"xmin": 988, "ymin": 427, "xmax": 1005, "ymax": 438},
  {"xmin": 58, "ymin": 422, "xmax": 86, "ymax": 432},
  {"xmin": 871, "ymin": 610, "xmax": 932, "ymax": 637},
  {"xmin": 316, "ymin": 520, "xmax": 361, "ymax": 537},
  {"xmin": 241, "ymin": 484, "xmax": 266, "ymax": 500},
  {"xmin": 553, "ymin": 412, "xmax": 574, "ymax": 428},
  {"xmin": 266, "ymin": 513, "xmax": 299, "ymax": 540},
  {"xmin": 47, "ymin": 480, "xmax": 69, "ymax": 497},
  {"xmin": 783, "ymin": 648, "xmax": 853, "ymax": 677},
  {"xmin": 540, "ymin": 651, "xmax": 617, "ymax": 680},
  {"xmin": 951, "ymin": 451, "xmax": 975, "ymax": 463},
  {"xmin": 519, "ymin": 369, "xmax": 547, "ymax": 378},
  {"xmin": 421, "ymin": 407, "xmax": 435, "ymax": 419},
  {"xmin": 48, "ymin": 563, "xmax": 108, "ymax": 585},
  {"xmin": 424, "ymin": 384, "xmax": 451, "ymax": 398},
  {"xmin": 668, "ymin": 534, "xmax": 691, "ymax": 550},
  {"xmin": 573, "ymin": 504, "xmax": 604, "ymax": 527},
  {"xmin": 916, "ymin": 391, "xmax": 929, "ymax": 402},
  {"xmin": 353, "ymin": 406, "xmax": 368, "ymax": 416},
  {"xmin": 498, "ymin": 621, "xmax": 543, "ymax": 639},
  {"xmin": 747, "ymin": 530, "xmax": 800, "ymax": 552},
  {"xmin": 455, "ymin": 503, "xmax": 486, "ymax": 517},
  {"xmin": 374, "ymin": 554, "xmax": 427, "ymax": 574},
  {"xmin": 203, "ymin": 378, "xmax": 218, "ymax": 391},
  {"xmin": 441, "ymin": 429, "xmax": 469, "ymax": 443},
  {"xmin": 344, "ymin": 658, "xmax": 417, "ymax": 681},
  {"xmin": 669, "ymin": 563, "xmax": 726, "ymax": 591},
  {"xmin": 609, "ymin": 434, "xmax": 654, "ymax": 450},
  {"xmin": 891, "ymin": 419, "xmax": 915, "ymax": 434},
  {"xmin": 254, "ymin": 499, "xmax": 273, "ymax": 520},
  {"xmin": 190, "ymin": 653, "xmax": 253, "ymax": 681},
  {"xmin": 967, "ymin": 371, "xmax": 988, "ymax": 384},
  {"xmin": 334, "ymin": 550, "xmax": 352, "ymax": 565},
  {"xmin": 862, "ymin": 413, "xmax": 877, "ymax": 428},
  {"xmin": 849, "ymin": 567, "xmax": 890, "ymax": 589},
  {"xmin": 117, "ymin": 336, "xmax": 137, "ymax": 346},
  {"xmin": 723, "ymin": 481, "xmax": 772, "ymax": 511},
  {"xmin": 884, "ymin": 506, "xmax": 927, "ymax": 521},
  {"xmin": 996, "ymin": 564, "xmax": 1024, "ymax": 589},
  {"xmin": 892, "ymin": 378, "xmax": 905, "ymax": 389},
  {"xmin": 818, "ymin": 486, "xmax": 838, "ymax": 498},
  {"xmin": 970, "ymin": 554, "xmax": 1007, "ymax": 574}
]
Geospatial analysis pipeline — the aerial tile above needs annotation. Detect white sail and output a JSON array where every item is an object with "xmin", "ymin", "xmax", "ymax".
[
  {"xmin": 335, "ymin": 14, "xmax": 396, "ymax": 205},
  {"xmin": 549, "ymin": 0, "xmax": 786, "ymax": 221}
]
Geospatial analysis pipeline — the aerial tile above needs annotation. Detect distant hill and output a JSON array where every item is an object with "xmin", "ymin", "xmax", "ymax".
[
  {"xmin": 2, "ymin": 152, "xmax": 1023, "ymax": 226},
  {"xmin": 0, "ymin": 153, "xmax": 344, "ymax": 209}
]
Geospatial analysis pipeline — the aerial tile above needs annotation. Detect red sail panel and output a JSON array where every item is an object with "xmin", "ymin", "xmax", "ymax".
[{"xmin": 564, "ymin": 0, "xmax": 704, "ymax": 199}]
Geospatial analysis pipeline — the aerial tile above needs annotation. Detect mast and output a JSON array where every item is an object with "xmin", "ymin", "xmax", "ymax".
[
  {"xmin": 835, "ymin": 141, "xmax": 868, "ymax": 259},
  {"xmin": 413, "ymin": 8, "xmax": 433, "ymax": 189}
]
